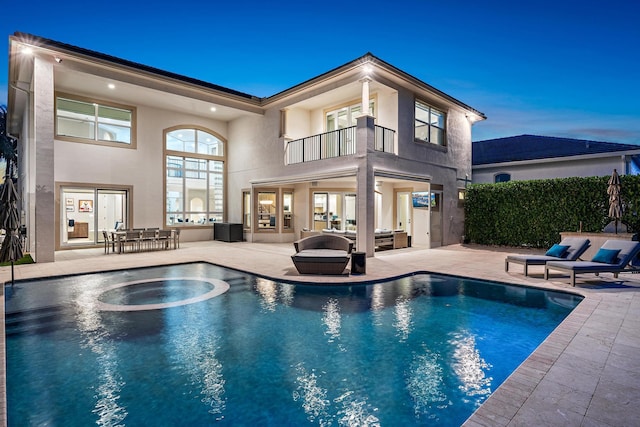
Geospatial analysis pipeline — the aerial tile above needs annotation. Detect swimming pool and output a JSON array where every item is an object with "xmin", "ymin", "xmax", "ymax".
[{"xmin": 5, "ymin": 262, "xmax": 582, "ymax": 426}]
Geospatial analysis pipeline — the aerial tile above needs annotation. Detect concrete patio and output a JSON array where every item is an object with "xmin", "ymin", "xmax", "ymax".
[{"xmin": 2, "ymin": 241, "xmax": 639, "ymax": 426}]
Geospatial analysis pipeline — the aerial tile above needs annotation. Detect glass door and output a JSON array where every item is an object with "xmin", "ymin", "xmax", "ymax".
[
  {"xmin": 61, "ymin": 187, "xmax": 128, "ymax": 247},
  {"xmin": 62, "ymin": 188, "xmax": 95, "ymax": 246},
  {"xmin": 313, "ymin": 193, "xmax": 328, "ymax": 231},
  {"xmin": 344, "ymin": 194, "xmax": 356, "ymax": 231}
]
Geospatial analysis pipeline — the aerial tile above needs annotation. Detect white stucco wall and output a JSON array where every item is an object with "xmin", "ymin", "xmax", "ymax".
[{"xmin": 54, "ymin": 104, "xmax": 231, "ymax": 243}]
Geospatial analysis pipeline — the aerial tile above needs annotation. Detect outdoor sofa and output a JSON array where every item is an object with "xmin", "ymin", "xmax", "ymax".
[
  {"xmin": 321, "ymin": 228, "xmax": 409, "ymax": 249},
  {"xmin": 505, "ymin": 237, "xmax": 591, "ymax": 276},
  {"xmin": 291, "ymin": 234, "xmax": 354, "ymax": 275},
  {"xmin": 544, "ymin": 239, "xmax": 640, "ymax": 286}
]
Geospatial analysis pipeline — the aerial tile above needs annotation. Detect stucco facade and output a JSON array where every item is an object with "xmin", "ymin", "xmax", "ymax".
[{"xmin": 8, "ymin": 32, "xmax": 485, "ymax": 262}]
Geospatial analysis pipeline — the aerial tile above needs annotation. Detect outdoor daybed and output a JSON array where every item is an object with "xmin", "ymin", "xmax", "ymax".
[
  {"xmin": 544, "ymin": 239, "xmax": 640, "ymax": 286},
  {"xmin": 291, "ymin": 234, "xmax": 354, "ymax": 275},
  {"xmin": 504, "ymin": 237, "xmax": 591, "ymax": 276}
]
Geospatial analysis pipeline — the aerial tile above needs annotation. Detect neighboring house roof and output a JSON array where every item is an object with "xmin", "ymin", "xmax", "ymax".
[{"xmin": 473, "ymin": 134, "xmax": 640, "ymax": 166}]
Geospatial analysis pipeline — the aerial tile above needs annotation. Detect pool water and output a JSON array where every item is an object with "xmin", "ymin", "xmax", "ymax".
[{"xmin": 5, "ymin": 263, "xmax": 582, "ymax": 426}]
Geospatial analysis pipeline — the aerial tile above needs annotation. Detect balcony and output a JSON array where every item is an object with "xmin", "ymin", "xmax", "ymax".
[{"xmin": 286, "ymin": 125, "xmax": 395, "ymax": 165}]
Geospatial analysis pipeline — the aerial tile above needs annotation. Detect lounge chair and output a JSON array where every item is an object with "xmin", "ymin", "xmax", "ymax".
[
  {"xmin": 544, "ymin": 239, "xmax": 640, "ymax": 286},
  {"xmin": 291, "ymin": 234, "xmax": 353, "ymax": 275},
  {"xmin": 505, "ymin": 237, "xmax": 591, "ymax": 276}
]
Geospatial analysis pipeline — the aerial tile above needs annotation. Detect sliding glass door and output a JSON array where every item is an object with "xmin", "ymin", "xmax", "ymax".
[{"xmin": 61, "ymin": 186, "xmax": 129, "ymax": 247}]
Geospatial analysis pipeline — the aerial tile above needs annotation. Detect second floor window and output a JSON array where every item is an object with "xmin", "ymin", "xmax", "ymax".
[
  {"xmin": 56, "ymin": 95, "xmax": 134, "ymax": 146},
  {"xmin": 326, "ymin": 100, "xmax": 375, "ymax": 131},
  {"xmin": 414, "ymin": 100, "xmax": 445, "ymax": 146}
]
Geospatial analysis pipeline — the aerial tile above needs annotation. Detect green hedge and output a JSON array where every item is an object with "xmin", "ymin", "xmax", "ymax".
[{"xmin": 464, "ymin": 175, "xmax": 640, "ymax": 248}]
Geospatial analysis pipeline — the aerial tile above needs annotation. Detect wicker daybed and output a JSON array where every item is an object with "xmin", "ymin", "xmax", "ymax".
[{"xmin": 291, "ymin": 234, "xmax": 354, "ymax": 275}]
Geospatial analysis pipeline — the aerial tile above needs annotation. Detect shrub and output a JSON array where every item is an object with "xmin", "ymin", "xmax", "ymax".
[{"xmin": 464, "ymin": 175, "xmax": 640, "ymax": 248}]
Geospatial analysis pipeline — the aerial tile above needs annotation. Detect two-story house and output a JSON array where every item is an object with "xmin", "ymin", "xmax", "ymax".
[{"xmin": 7, "ymin": 32, "xmax": 485, "ymax": 263}]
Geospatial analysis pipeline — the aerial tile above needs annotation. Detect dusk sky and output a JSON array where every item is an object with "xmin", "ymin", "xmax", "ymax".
[{"xmin": 2, "ymin": 0, "xmax": 638, "ymax": 143}]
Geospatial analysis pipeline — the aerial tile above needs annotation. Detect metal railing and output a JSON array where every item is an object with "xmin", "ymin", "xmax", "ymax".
[
  {"xmin": 375, "ymin": 126, "xmax": 395, "ymax": 153},
  {"xmin": 286, "ymin": 125, "xmax": 396, "ymax": 164},
  {"xmin": 286, "ymin": 127, "xmax": 356, "ymax": 164}
]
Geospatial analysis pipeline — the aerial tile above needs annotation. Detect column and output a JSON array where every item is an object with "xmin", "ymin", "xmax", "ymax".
[
  {"xmin": 360, "ymin": 77, "xmax": 371, "ymax": 115},
  {"xmin": 356, "ymin": 115, "xmax": 376, "ymax": 257},
  {"xmin": 33, "ymin": 56, "xmax": 56, "ymax": 262}
]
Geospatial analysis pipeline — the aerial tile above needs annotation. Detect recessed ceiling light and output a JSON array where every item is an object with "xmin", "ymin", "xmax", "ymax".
[
  {"xmin": 108, "ymin": 83, "xmax": 115, "ymax": 89},
  {"xmin": 20, "ymin": 46, "xmax": 33, "ymax": 55},
  {"xmin": 210, "ymin": 107, "xmax": 217, "ymax": 112}
]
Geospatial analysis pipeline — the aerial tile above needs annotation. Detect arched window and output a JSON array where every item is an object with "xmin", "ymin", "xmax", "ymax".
[
  {"xmin": 165, "ymin": 127, "xmax": 225, "ymax": 226},
  {"xmin": 494, "ymin": 173, "xmax": 511, "ymax": 183}
]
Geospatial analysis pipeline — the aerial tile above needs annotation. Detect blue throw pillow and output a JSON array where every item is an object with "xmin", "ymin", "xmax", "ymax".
[
  {"xmin": 546, "ymin": 244, "xmax": 570, "ymax": 258},
  {"xmin": 592, "ymin": 248, "xmax": 621, "ymax": 264}
]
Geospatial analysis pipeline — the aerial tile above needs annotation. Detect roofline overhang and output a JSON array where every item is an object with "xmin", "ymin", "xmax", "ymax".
[
  {"xmin": 473, "ymin": 150, "xmax": 640, "ymax": 169},
  {"xmin": 263, "ymin": 52, "xmax": 486, "ymax": 120},
  {"xmin": 7, "ymin": 33, "xmax": 486, "ymax": 130},
  {"xmin": 11, "ymin": 32, "xmax": 261, "ymax": 102},
  {"xmin": 7, "ymin": 32, "xmax": 265, "ymax": 126}
]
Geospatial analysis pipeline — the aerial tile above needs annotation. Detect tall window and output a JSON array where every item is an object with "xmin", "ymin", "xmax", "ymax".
[
  {"xmin": 56, "ymin": 94, "xmax": 135, "ymax": 146},
  {"xmin": 243, "ymin": 191, "xmax": 251, "ymax": 229},
  {"xmin": 165, "ymin": 127, "xmax": 225, "ymax": 226},
  {"xmin": 414, "ymin": 100, "xmax": 445, "ymax": 146}
]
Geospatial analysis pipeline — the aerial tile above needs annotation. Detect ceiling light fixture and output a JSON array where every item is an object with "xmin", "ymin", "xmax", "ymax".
[
  {"xmin": 210, "ymin": 107, "xmax": 217, "ymax": 112},
  {"xmin": 54, "ymin": 56, "xmax": 62, "ymax": 63},
  {"xmin": 20, "ymin": 46, "xmax": 33, "ymax": 55},
  {"xmin": 108, "ymin": 83, "xmax": 115, "ymax": 89}
]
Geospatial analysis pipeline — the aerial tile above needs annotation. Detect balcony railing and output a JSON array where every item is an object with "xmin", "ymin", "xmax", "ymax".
[
  {"xmin": 286, "ymin": 125, "xmax": 396, "ymax": 164},
  {"xmin": 375, "ymin": 125, "xmax": 395, "ymax": 154}
]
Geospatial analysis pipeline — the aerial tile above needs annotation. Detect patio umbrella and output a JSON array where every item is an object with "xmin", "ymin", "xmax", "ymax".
[
  {"xmin": 0, "ymin": 175, "xmax": 23, "ymax": 286},
  {"xmin": 607, "ymin": 168, "xmax": 622, "ymax": 234}
]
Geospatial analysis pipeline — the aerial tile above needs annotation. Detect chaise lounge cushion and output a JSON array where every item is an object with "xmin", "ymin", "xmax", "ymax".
[
  {"xmin": 292, "ymin": 249, "xmax": 351, "ymax": 263},
  {"xmin": 545, "ymin": 240, "xmax": 640, "ymax": 286},
  {"xmin": 505, "ymin": 237, "xmax": 591, "ymax": 276}
]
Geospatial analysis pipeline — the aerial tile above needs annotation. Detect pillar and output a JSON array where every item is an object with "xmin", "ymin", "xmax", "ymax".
[
  {"xmin": 33, "ymin": 56, "xmax": 56, "ymax": 262},
  {"xmin": 356, "ymin": 114, "xmax": 375, "ymax": 257}
]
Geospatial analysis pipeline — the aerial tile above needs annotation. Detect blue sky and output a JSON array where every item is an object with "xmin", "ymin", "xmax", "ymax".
[{"xmin": 2, "ymin": 0, "xmax": 639, "ymax": 143}]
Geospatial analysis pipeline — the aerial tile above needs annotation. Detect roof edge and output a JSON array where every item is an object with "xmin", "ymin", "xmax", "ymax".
[{"xmin": 11, "ymin": 32, "xmax": 261, "ymax": 102}]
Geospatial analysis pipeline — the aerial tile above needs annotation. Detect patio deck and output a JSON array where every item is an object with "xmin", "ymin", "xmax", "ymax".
[{"xmin": 1, "ymin": 241, "xmax": 639, "ymax": 426}]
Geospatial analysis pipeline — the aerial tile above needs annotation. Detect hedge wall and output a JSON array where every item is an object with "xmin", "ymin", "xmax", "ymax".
[{"xmin": 464, "ymin": 175, "xmax": 640, "ymax": 248}]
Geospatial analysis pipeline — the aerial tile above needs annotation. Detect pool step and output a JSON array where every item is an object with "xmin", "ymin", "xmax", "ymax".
[{"xmin": 4, "ymin": 305, "xmax": 74, "ymax": 336}]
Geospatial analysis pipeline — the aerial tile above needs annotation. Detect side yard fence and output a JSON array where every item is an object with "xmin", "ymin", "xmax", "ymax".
[{"xmin": 464, "ymin": 175, "xmax": 640, "ymax": 248}]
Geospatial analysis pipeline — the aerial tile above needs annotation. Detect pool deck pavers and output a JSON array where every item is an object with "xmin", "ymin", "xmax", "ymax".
[{"xmin": 2, "ymin": 241, "xmax": 640, "ymax": 426}]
